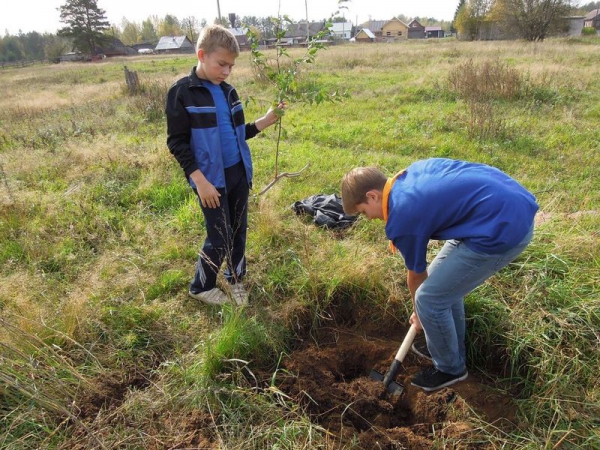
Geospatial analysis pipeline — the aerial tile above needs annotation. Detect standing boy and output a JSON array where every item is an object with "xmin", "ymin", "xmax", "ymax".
[
  {"xmin": 341, "ymin": 158, "xmax": 538, "ymax": 391},
  {"xmin": 166, "ymin": 25, "xmax": 283, "ymax": 306}
]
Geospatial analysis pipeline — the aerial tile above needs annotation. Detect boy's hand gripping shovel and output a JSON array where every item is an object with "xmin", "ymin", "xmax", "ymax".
[{"xmin": 370, "ymin": 324, "xmax": 418, "ymax": 396}]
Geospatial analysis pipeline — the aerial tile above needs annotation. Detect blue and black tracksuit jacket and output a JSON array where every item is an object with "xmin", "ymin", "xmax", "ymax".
[{"xmin": 165, "ymin": 66, "xmax": 259, "ymax": 190}]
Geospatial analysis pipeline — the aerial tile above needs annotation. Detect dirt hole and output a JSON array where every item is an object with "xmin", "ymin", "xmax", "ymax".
[{"xmin": 275, "ymin": 325, "xmax": 518, "ymax": 448}]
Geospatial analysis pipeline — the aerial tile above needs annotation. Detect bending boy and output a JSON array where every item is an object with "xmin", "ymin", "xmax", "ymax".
[
  {"xmin": 166, "ymin": 25, "xmax": 283, "ymax": 306},
  {"xmin": 341, "ymin": 158, "xmax": 538, "ymax": 391}
]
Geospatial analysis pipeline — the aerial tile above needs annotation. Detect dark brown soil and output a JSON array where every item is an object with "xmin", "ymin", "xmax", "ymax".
[
  {"xmin": 70, "ymin": 317, "xmax": 517, "ymax": 448},
  {"xmin": 275, "ymin": 326, "xmax": 518, "ymax": 449}
]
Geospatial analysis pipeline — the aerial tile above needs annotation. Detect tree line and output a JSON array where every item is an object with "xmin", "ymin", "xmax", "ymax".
[
  {"xmin": 2, "ymin": 0, "xmax": 598, "ymax": 64},
  {"xmin": 453, "ymin": 0, "xmax": 599, "ymax": 41},
  {"xmin": 0, "ymin": 5, "xmax": 445, "ymax": 64}
]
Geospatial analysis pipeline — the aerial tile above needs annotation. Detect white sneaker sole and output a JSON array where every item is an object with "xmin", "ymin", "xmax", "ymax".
[{"xmin": 188, "ymin": 290, "xmax": 229, "ymax": 305}]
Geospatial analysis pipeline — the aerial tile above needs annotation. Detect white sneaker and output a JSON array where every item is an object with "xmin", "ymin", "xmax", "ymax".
[
  {"xmin": 188, "ymin": 288, "xmax": 229, "ymax": 305},
  {"xmin": 230, "ymin": 283, "xmax": 249, "ymax": 306}
]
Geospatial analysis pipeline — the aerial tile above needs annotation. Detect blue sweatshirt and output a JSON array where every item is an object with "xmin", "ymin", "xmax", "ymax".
[{"xmin": 385, "ymin": 158, "xmax": 539, "ymax": 273}]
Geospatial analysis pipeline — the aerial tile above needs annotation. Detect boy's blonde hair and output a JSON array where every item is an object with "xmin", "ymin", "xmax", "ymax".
[
  {"xmin": 341, "ymin": 167, "xmax": 387, "ymax": 215},
  {"xmin": 196, "ymin": 25, "xmax": 240, "ymax": 56}
]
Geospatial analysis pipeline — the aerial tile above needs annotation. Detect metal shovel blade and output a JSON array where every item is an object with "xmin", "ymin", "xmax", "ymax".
[
  {"xmin": 369, "ymin": 324, "xmax": 417, "ymax": 397},
  {"xmin": 369, "ymin": 369, "xmax": 404, "ymax": 396}
]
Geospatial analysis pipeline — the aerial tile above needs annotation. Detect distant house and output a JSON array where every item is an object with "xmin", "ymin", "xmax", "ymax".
[
  {"xmin": 407, "ymin": 19, "xmax": 425, "ymax": 39},
  {"xmin": 228, "ymin": 27, "xmax": 249, "ymax": 49},
  {"xmin": 425, "ymin": 26, "xmax": 444, "ymax": 38},
  {"xmin": 381, "ymin": 18, "xmax": 408, "ymax": 41},
  {"xmin": 155, "ymin": 36, "xmax": 195, "ymax": 54},
  {"xmin": 563, "ymin": 16, "xmax": 585, "ymax": 36},
  {"xmin": 360, "ymin": 20, "xmax": 386, "ymax": 39},
  {"xmin": 354, "ymin": 29, "xmax": 376, "ymax": 43},
  {"xmin": 584, "ymin": 9, "xmax": 600, "ymax": 30},
  {"xmin": 330, "ymin": 22, "xmax": 353, "ymax": 40},
  {"xmin": 98, "ymin": 38, "xmax": 132, "ymax": 57},
  {"xmin": 284, "ymin": 22, "xmax": 328, "ymax": 44}
]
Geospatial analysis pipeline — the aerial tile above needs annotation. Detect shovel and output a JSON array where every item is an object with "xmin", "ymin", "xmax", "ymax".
[{"xmin": 370, "ymin": 324, "xmax": 418, "ymax": 396}]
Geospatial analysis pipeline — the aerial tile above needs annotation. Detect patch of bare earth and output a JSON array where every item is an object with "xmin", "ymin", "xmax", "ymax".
[
  {"xmin": 275, "ymin": 327, "xmax": 518, "ymax": 449},
  {"xmin": 65, "ymin": 369, "xmax": 220, "ymax": 449}
]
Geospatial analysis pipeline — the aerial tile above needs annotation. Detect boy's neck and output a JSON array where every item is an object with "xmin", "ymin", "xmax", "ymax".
[{"xmin": 195, "ymin": 64, "xmax": 208, "ymax": 81}]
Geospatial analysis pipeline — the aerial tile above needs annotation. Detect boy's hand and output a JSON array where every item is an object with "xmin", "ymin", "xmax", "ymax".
[
  {"xmin": 197, "ymin": 179, "xmax": 221, "ymax": 209},
  {"xmin": 409, "ymin": 312, "xmax": 423, "ymax": 332},
  {"xmin": 197, "ymin": 181, "xmax": 221, "ymax": 208},
  {"xmin": 190, "ymin": 169, "xmax": 220, "ymax": 208},
  {"xmin": 270, "ymin": 100, "xmax": 287, "ymax": 119},
  {"xmin": 256, "ymin": 101, "xmax": 287, "ymax": 131}
]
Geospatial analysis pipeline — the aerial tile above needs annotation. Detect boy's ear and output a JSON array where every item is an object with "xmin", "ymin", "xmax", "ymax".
[
  {"xmin": 365, "ymin": 189, "xmax": 381, "ymax": 202},
  {"xmin": 197, "ymin": 48, "xmax": 205, "ymax": 62}
]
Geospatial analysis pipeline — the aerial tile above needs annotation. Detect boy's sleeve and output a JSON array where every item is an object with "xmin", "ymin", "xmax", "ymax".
[
  {"xmin": 244, "ymin": 122, "xmax": 260, "ymax": 140},
  {"xmin": 165, "ymin": 84, "xmax": 198, "ymax": 178},
  {"xmin": 392, "ymin": 234, "xmax": 430, "ymax": 274}
]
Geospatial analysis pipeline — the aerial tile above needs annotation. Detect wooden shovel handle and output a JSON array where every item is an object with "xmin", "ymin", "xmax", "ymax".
[{"xmin": 393, "ymin": 324, "xmax": 418, "ymax": 363}]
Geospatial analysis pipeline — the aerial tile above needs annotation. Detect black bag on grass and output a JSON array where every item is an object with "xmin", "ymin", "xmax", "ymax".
[{"xmin": 291, "ymin": 194, "xmax": 357, "ymax": 230}]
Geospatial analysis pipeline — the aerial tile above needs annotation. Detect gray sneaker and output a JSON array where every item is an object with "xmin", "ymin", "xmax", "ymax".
[
  {"xmin": 230, "ymin": 283, "xmax": 248, "ymax": 306},
  {"xmin": 188, "ymin": 288, "xmax": 229, "ymax": 305}
]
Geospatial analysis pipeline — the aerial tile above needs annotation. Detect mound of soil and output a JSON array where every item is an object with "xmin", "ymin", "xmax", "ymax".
[{"xmin": 276, "ymin": 327, "xmax": 518, "ymax": 449}]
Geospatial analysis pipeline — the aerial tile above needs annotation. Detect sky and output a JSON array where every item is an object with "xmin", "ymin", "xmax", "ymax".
[{"xmin": 1, "ymin": 0, "xmax": 463, "ymax": 36}]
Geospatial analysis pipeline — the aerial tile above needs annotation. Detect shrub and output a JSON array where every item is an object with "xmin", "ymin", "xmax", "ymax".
[
  {"xmin": 128, "ymin": 79, "xmax": 169, "ymax": 123},
  {"xmin": 582, "ymin": 27, "xmax": 598, "ymax": 36},
  {"xmin": 447, "ymin": 58, "xmax": 522, "ymax": 139}
]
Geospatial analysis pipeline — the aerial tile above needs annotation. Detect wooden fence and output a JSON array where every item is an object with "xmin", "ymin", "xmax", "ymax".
[{"xmin": 0, "ymin": 59, "xmax": 54, "ymax": 70}]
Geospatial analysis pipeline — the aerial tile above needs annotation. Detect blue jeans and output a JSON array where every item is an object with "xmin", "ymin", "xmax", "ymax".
[{"xmin": 415, "ymin": 225, "xmax": 534, "ymax": 375}]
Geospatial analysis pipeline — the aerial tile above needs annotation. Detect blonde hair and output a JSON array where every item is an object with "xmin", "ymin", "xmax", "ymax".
[
  {"xmin": 341, "ymin": 167, "xmax": 387, "ymax": 215},
  {"xmin": 196, "ymin": 25, "xmax": 240, "ymax": 56}
]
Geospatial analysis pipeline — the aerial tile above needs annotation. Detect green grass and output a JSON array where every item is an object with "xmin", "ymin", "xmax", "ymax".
[{"xmin": 1, "ymin": 38, "xmax": 599, "ymax": 448}]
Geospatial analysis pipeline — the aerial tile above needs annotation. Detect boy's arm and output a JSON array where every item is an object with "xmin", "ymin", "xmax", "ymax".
[
  {"xmin": 165, "ymin": 85, "xmax": 199, "ymax": 178},
  {"xmin": 165, "ymin": 88, "xmax": 220, "ymax": 208},
  {"xmin": 407, "ymin": 269, "xmax": 428, "ymax": 331}
]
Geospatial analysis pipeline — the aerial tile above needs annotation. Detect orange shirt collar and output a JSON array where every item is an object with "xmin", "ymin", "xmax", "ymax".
[
  {"xmin": 382, "ymin": 170, "xmax": 405, "ymax": 223},
  {"xmin": 382, "ymin": 170, "xmax": 405, "ymax": 253}
]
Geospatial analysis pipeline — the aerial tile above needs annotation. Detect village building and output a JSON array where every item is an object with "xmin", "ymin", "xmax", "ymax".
[
  {"xmin": 98, "ymin": 38, "xmax": 133, "ymax": 57},
  {"xmin": 407, "ymin": 19, "xmax": 425, "ymax": 39},
  {"xmin": 584, "ymin": 9, "xmax": 600, "ymax": 31},
  {"xmin": 283, "ymin": 22, "xmax": 328, "ymax": 45},
  {"xmin": 425, "ymin": 26, "xmax": 445, "ymax": 38},
  {"xmin": 354, "ymin": 28, "xmax": 376, "ymax": 43},
  {"xmin": 381, "ymin": 18, "xmax": 408, "ymax": 41},
  {"xmin": 155, "ymin": 36, "xmax": 195, "ymax": 54},
  {"xmin": 564, "ymin": 16, "xmax": 586, "ymax": 36},
  {"xmin": 330, "ymin": 22, "xmax": 353, "ymax": 40},
  {"xmin": 359, "ymin": 20, "xmax": 386, "ymax": 40},
  {"xmin": 228, "ymin": 27, "xmax": 249, "ymax": 49}
]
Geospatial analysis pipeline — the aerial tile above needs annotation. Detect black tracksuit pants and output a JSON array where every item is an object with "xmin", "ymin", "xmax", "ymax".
[{"xmin": 190, "ymin": 161, "xmax": 248, "ymax": 293}]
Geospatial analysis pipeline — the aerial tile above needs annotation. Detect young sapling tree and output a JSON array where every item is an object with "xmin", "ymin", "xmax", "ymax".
[{"xmin": 246, "ymin": 3, "xmax": 349, "ymax": 195}]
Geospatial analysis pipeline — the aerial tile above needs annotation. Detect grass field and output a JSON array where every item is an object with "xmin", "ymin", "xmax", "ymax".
[{"xmin": 1, "ymin": 37, "xmax": 599, "ymax": 449}]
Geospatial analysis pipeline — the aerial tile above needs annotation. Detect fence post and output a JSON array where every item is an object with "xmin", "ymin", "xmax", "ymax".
[{"xmin": 123, "ymin": 65, "xmax": 140, "ymax": 94}]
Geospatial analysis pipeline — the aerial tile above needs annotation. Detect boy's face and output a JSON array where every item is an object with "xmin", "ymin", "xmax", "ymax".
[
  {"xmin": 197, "ymin": 47, "xmax": 237, "ymax": 84},
  {"xmin": 355, "ymin": 190, "xmax": 383, "ymax": 220}
]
